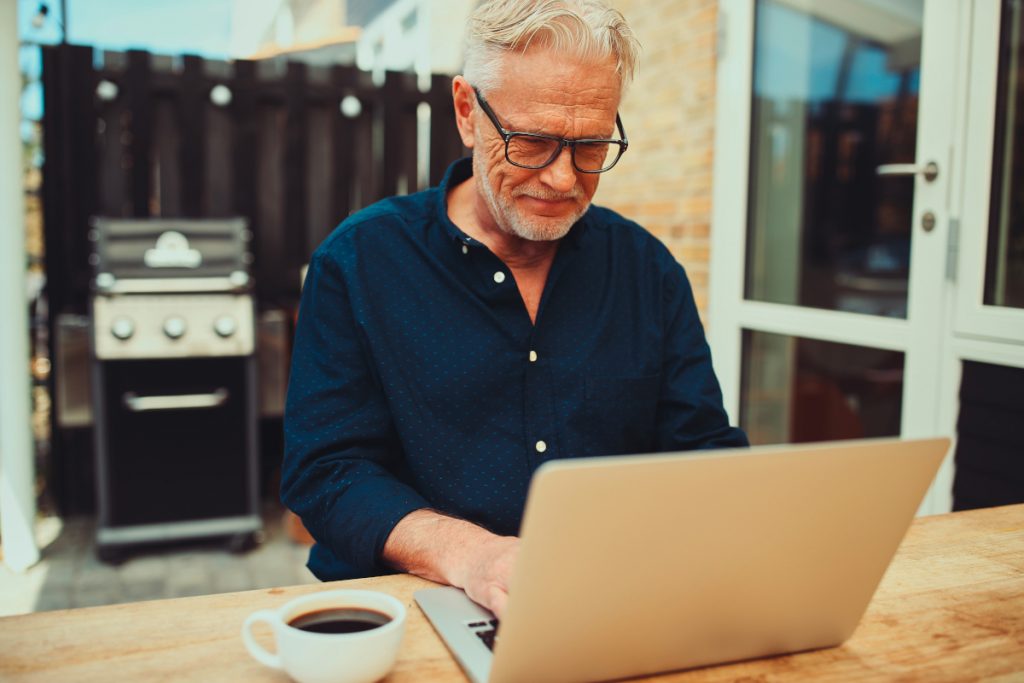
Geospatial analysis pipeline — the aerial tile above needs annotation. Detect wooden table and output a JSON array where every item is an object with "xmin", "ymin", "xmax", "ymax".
[{"xmin": 1, "ymin": 504, "xmax": 1022, "ymax": 682}]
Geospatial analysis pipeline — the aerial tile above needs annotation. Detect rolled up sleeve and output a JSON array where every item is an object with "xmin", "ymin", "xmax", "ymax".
[
  {"xmin": 282, "ymin": 248, "xmax": 430, "ymax": 576},
  {"xmin": 655, "ymin": 261, "xmax": 750, "ymax": 451}
]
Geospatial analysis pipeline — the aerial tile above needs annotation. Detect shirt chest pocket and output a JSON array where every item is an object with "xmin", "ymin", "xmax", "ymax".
[{"xmin": 583, "ymin": 374, "xmax": 661, "ymax": 457}]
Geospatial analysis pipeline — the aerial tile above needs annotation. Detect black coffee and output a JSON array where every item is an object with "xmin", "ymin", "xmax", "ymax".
[{"xmin": 288, "ymin": 607, "xmax": 392, "ymax": 634}]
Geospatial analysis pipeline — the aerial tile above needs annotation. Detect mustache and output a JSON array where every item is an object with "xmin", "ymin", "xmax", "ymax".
[{"xmin": 511, "ymin": 186, "xmax": 583, "ymax": 201}]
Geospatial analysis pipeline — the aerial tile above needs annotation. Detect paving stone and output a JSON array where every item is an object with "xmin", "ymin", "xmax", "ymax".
[
  {"xmin": 165, "ymin": 580, "xmax": 211, "ymax": 599},
  {"xmin": 34, "ymin": 586, "xmax": 74, "ymax": 613},
  {"xmin": 42, "ymin": 556, "xmax": 76, "ymax": 586},
  {"xmin": 166, "ymin": 563, "xmax": 210, "ymax": 592},
  {"xmin": 210, "ymin": 565, "xmax": 255, "ymax": 594},
  {"xmin": 73, "ymin": 588, "xmax": 123, "ymax": 609},
  {"xmin": 119, "ymin": 555, "xmax": 169, "ymax": 583},
  {"xmin": 74, "ymin": 556, "xmax": 122, "ymax": 592},
  {"xmin": 122, "ymin": 578, "xmax": 167, "ymax": 602}
]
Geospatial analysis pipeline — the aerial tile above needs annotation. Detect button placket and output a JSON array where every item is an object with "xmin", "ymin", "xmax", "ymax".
[{"xmin": 523, "ymin": 325, "xmax": 555, "ymax": 465}]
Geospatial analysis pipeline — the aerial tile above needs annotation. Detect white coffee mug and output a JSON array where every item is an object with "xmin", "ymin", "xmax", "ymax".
[{"xmin": 242, "ymin": 589, "xmax": 407, "ymax": 683}]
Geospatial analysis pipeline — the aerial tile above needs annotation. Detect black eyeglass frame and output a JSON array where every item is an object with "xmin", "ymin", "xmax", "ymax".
[{"xmin": 472, "ymin": 86, "xmax": 629, "ymax": 174}]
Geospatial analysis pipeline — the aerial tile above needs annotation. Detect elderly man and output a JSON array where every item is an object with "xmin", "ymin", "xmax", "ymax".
[{"xmin": 283, "ymin": 0, "xmax": 748, "ymax": 618}]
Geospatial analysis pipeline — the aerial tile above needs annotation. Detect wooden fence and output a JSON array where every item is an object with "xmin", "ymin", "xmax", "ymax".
[{"xmin": 41, "ymin": 44, "xmax": 465, "ymax": 314}]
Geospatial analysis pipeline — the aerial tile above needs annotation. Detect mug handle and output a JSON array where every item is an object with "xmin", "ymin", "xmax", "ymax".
[{"xmin": 242, "ymin": 609, "xmax": 283, "ymax": 670}]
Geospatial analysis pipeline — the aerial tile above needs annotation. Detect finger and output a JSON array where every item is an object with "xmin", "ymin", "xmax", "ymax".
[{"xmin": 488, "ymin": 585, "xmax": 508, "ymax": 620}]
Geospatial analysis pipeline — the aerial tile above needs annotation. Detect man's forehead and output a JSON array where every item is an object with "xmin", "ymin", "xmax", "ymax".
[
  {"xmin": 485, "ymin": 48, "xmax": 621, "ymax": 127},
  {"xmin": 497, "ymin": 46, "xmax": 621, "ymax": 99}
]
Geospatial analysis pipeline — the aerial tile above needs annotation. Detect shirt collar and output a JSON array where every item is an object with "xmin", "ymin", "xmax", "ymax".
[{"xmin": 435, "ymin": 157, "xmax": 589, "ymax": 250}]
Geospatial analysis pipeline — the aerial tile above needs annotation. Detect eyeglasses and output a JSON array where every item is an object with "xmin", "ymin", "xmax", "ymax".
[{"xmin": 473, "ymin": 86, "xmax": 628, "ymax": 174}]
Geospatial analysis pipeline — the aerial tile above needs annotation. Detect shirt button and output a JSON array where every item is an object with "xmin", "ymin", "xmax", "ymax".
[
  {"xmin": 529, "ymin": 350, "xmax": 538, "ymax": 362},
  {"xmin": 493, "ymin": 271, "xmax": 506, "ymax": 284},
  {"xmin": 462, "ymin": 245, "xmax": 468, "ymax": 254},
  {"xmin": 535, "ymin": 440, "xmax": 547, "ymax": 453}
]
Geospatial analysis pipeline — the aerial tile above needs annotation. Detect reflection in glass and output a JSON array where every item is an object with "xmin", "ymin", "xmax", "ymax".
[
  {"xmin": 740, "ymin": 330, "xmax": 904, "ymax": 446},
  {"xmin": 746, "ymin": 0, "xmax": 923, "ymax": 318},
  {"xmin": 986, "ymin": 0, "xmax": 1024, "ymax": 309}
]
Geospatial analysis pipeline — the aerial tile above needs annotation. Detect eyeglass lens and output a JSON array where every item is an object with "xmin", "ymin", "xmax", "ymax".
[{"xmin": 506, "ymin": 135, "xmax": 620, "ymax": 172}]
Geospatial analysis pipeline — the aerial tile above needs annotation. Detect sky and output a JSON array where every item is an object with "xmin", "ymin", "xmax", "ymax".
[{"xmin": 18, "ymin": 0, "xmax": 236, "ymax": 58}]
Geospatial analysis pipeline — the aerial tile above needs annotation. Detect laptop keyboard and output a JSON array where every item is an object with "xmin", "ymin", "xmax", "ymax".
[{"xmin": 467, "ymin": 619, "xmax": 500, "ymax": 651}]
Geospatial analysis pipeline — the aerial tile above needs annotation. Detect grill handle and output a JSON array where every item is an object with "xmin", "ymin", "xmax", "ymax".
[{"xmin": 123, "ymin": 389, "xmax": 229, "ymax": 412}]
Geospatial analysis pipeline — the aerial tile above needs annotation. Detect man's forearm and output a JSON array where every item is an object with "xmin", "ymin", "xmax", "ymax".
[{"xmin": 382, "ymin": 509, "xmax": 496, "ymax": 585}]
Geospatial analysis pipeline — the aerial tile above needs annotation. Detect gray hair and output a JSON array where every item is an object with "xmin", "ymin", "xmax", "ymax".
[{"xmin": 463, "ymin": 0, "xmax": 641, "ymax": 95}]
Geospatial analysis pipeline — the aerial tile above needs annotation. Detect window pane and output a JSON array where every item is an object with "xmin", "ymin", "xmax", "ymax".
[
  {"xmin": 746, "ymin": 0, "xmax": 922, "ymax": 318},
  {"xmin": 985, "ymin": 0, "xmax": 1024, "ymax": 309},
  {"xmin": 740, "ymin": 330, "xmax": 904, "ymax": 445}
]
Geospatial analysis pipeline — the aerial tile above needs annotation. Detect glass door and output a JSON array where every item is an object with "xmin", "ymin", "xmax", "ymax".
[
  {"xmin": 956, "ymin": 0, "xmax": 1024, "ymax": 342},
  {"xmin": 711, "ymin": 0, "xmax": 962, "ymax": 511},
  {"xmin": 940, "ymin": 0, "xmax": 1024, "ymax": 513}
]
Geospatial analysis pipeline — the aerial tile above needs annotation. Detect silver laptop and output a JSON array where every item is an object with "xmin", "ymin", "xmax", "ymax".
[{"xmin": 415, "ymin": 437, "xmax": 948, "ymax": 683}]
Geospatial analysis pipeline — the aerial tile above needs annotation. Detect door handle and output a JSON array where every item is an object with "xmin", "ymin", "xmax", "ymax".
[
  {"xmin": 123, "ymin": 388, "xmax": 229, "ymax": 412},
  {"xmin": 876, "ymin": 161, "xmax": 939, "ymax": 182}
]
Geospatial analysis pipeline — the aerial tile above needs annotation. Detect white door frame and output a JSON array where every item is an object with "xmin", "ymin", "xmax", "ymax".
[
  {"xmin": 954, "ymin": 0, "xmax": 1024, "ymax": 345},
  {"xmin": 709, "ymin": 0, "xmax": 965, "ymax": 515}
]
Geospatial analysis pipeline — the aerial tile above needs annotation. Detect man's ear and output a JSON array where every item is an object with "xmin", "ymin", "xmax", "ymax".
[{"xmin": 452, "ymin": 76, "xmax": 476, "ymax": 150}]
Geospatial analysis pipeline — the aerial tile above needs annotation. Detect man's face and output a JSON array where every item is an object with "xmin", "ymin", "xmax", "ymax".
[{"xmin": 471, "ymin": 48, "xmax": 621, "ymax": 242}]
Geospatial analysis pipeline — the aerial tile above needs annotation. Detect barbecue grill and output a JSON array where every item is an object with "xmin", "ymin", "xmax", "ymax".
[{"xmin": 89, "ymin": 217, "xmax": 261, "ymax": 562}]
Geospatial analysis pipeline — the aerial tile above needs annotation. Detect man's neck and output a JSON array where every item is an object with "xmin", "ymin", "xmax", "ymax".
[{"xmin": 447, "ymin": 175, "xmax": 560, "ymax": 271}]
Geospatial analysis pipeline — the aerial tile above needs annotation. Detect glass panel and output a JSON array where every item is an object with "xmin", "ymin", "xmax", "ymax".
[
  {"xmin": 740, "ymin": 330, "xmax": 904, "ymax": 445},
  {"xmin": 985, "ymin": 0, "xmax": 1024, "ymax": 309},
  {"xmin": 746, "ymin": 0, "xmax": 923, "ymax": 318}
]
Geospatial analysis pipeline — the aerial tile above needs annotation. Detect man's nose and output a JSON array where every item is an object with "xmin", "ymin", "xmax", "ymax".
[{"xmin": 539, "ymin": 146, "xmax": 577, "ymax": 193}]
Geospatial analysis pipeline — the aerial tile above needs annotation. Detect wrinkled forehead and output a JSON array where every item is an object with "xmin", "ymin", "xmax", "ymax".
[{"xmin": 489, "ymin": 46, "xmax": 623, "ymax": 114}]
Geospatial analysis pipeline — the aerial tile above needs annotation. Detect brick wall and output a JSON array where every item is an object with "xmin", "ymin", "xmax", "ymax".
[{"xmin": 598, "ymin": 0, "xmax": 719, "ymax": 322}]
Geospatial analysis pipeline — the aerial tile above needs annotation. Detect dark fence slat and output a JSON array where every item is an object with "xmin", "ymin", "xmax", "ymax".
[
  {"xmin": 331, "ymin": 65, "xmax": 358, "ymax": 225},
  {"xmin": 180, "ymin": 55, "xmax": 205, "ymax": 217},
  {"xmin": 381, "ymin": 71, "xmax": 419, "ymax": 199},
  {"xmin": 283, "ymin": 62, "xmax": 309, "ymax": 297},
  {"xmin": 353, "ymin": 69, "xmax": 380, "ymax": 209},
  {"xmin": 430, "ymin": 73, "xmax": 463, "ymax": 186},
  {"xmin": 256, "ymin": 105, "xmax": 286, "ymax": 304},
  {"xmin": 41, "ymin": 46, "xmax": 67, "ymax": 315},
  {"xmin": 306, "ymin": 105, "xmax": 334, "ymax": 257},
  {"xmin": 125, "ymin": 50, "xmax": 154, "ymax": 217},
  {"xmin": 232, "ymin": 59, "xmax": 259, "ymax": 290},
  {"xmin": 153, "ymin": 98, "xmax": 182, "ymax": 216},
  {"xmin": 204, "ymin": 103, "xmax": 235, "ymax": 217}
]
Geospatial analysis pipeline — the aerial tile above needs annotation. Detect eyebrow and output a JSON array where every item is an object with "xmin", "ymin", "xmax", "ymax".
[
  {"xmin": 477, "ymin": 88, "xmax": 619, "ymax": 140},
  {"xmin": 514, "ymin": 117, "xmax": 617, "ymax": 141}
]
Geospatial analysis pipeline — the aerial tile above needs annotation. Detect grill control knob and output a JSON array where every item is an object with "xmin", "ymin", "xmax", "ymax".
[
  {"xmin": 213, "ymin": 315, "xmax": 238, "ymax": 338},
  {"xmin": 163, "ymin": 316, "xmax": 187, "ymax": 340},
  {"xmin": 110, "ymin": 317, "xmax": 135, "ymax": 341}
]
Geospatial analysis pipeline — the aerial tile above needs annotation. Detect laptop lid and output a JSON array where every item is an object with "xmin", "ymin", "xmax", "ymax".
[{"xmin": 485, "ymin": 437, "xmax": 948, "ymax": 683}]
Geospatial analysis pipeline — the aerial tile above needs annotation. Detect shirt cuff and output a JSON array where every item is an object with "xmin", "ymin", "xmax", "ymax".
[{"xmin": 321, "ymin": 475, "xmax": 432, "ymax": 575}]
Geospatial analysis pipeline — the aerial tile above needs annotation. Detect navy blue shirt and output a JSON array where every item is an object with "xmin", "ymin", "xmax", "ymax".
[{"xmin": 282, "ymin": 158, "xmax": 748, "ymax": 581}]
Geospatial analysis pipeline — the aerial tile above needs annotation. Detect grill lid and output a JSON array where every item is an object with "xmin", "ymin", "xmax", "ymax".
[{"xmin": 90, "ymin": 218, "xmax": 252, "ymax": 291}]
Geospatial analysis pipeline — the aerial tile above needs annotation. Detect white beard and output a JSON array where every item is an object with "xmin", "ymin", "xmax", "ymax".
[{"xmin": 473, "ymin": 151, "xmax": 588, "ymax": 242}]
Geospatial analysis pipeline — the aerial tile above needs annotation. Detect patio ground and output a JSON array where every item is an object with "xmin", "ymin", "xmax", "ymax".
[{"xmin": 0, "ymin": 504, "xmax": 318, "ymax": 617}]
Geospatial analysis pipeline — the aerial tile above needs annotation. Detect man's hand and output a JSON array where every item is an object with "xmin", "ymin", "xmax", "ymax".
[
  {"xmin": 382, "ymin": 509, "xmax": 519, "ymax": 618},
  {"xmin": 450, "ymin": 533, "xmax": 519, "ymax": 618}
]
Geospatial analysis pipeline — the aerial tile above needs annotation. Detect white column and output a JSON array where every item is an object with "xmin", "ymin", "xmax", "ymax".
[{"xmin": 0, "ymin": 0, "xmax": 41, "ymax": 572}]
